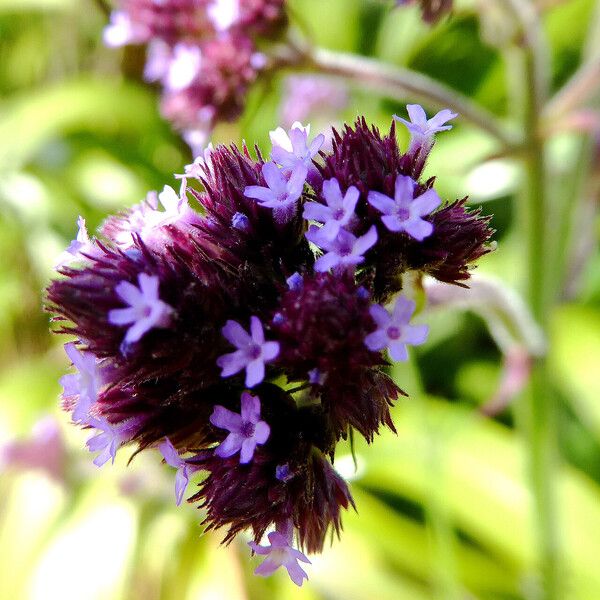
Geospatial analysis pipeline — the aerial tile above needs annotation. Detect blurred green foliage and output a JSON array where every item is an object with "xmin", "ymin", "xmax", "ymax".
[{"xmin": 0, "ymin": 0, "xmax": 599, "ymax": 599}]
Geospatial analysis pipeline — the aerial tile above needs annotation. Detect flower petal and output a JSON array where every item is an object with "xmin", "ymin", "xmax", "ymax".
[
  {"xmin": 364, "ymin": 330, "xmax": 388, "ymax": 352},
  {"xmin": 239, "ymin": 437, "xmax": 257, "ymax": 463},
  {"xmin": 215, "ymin": 433, "xmax": 243, "ymax": 458},
  {"xmin": 240, "ymin": 392, "xmax": 260, "ymax": 422},
  {"xmin": 367, "ymin": 191, "xmax": 396, "ymax": 215},
  {"xmin": 412, "ymin": 188, "xmax": 441, "ymax": 216},
  {"xmin": 261, "ymin": 341, "xmax": 280, "ymax": 362},
  {"xmin": 403, "ymin": 323, "xmax": 429, "ymax": 345},
  {"xmin": 217, "ymin": 349, "xmax": 248, "ymax": 377},
  {"xmin": 244, "ymin": 185, "xmax": 276, "ymax": 203},
  {"xmin": 389, "ymin": 341, "xmax": 409, "ymax": 362},
  {"xmin": 404, "ymin": 218, "xmax": 434, "ymax": 241},
  {"xmin": 249, "ymin": 316, "xmax": 264, "ymax": 345},
  {"xmin": 221, "ymin": 320, "xmax": 251, "ymax": 347},
  {"xmin": 245, "ymin": 358, "xmax": 265, "ymax": 388},
  {"xmin": 253, "ymin": 420, "xmax": 270, "ymax": 445}
]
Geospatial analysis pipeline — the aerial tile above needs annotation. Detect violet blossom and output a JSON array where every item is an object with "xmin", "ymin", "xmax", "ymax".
[
  {"xmin": 364, "ymin": 296, "xmax": 429, "ymax": 361},
  {"xmin": 368, "ymin": 174, "xmax": 441, "ymax": 241},
  {"xmin": 159, "ymin": 438, "xmax": 200, "ymax": 505},
  {"xmin": 394, "ymin": 104, "xmax": 457, "ymax": 157},
  {"xmin": 55, "ymin": 216, "xmax": 96, "ymax": 268},
  {"xmin": 60, "ymin": 343, "xmax": 107, "ymax": 423},
  {"xmin": 249, "ymin": 528, "xmax": 311, "ymax": 586},
  {"xmin": 244, "ymin": 162, "xmax": 307, "ymax": 223},
  {"xmin": 270, "ymin": 122, "xmax": 325, "ymax": 172},
  {"xmin": 210, "ymin": 392, "xmax": 270, "ymax": 463},
  {"xmin": 216, "ymin": 316, "xmax": 279, "ymax": 387},
  {"xmin": 86, "ymin": 416, "xmax": 143, "ymax": 467},
  {"xmin": 108, "ymin": 273, "xmax": 173, "ymax": 346},
  {"xmin": 303, "ymin": 177, "xmax": 359, "ymax": 240},
  {"xmin": 306, "ymin": 224, "xmax": 378, "ymax": 272}
]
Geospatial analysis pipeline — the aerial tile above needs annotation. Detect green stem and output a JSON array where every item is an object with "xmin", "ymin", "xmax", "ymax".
[
  {"xmin": 507, "ymin": 1, "xmax": 560, "ymax": 596},
  {"xmin": 299, "ymin": 46, "xmax": 520, "ymax": 150}
]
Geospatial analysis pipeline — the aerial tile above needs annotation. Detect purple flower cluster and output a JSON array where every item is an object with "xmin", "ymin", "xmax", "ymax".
[
  {"xmin": 104, "ymin": 0, "xmax": 286, "ymax": 151},
  {"xmin": 47, "ymin": 108, "xmax": 493, "ymax": 585}
]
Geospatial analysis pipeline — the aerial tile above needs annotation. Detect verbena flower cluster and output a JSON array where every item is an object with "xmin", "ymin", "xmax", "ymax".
[
  {"xmin": 104, "ymin": 0, "xmax": 287, "ymax": 151},
  {"xmin": 47, "ymin": 107, "xmax": 493, "ymax": 585}
]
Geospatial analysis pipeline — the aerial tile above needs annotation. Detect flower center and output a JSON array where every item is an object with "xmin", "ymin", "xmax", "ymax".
[
  {"xmin": 338, "ymin": 241, "xmax": 353, "ymax": 256},
  {"xmin": 397, "ymin": 207, "xmax": 410, "ymax": 221},
  {"xmin": 248, "ymin": 344, "xmax": 262, "ymax": 359},
  {"xmin": 387, "ymin": 326, "xmax": 401, "ymax": 340},
  {"xmin": 333, "ymin": 208, "xmax": 345, "ymax": 221},
  {"xmin": 240, "ymin": 420, "xmax": 256, "ymax": 438}
]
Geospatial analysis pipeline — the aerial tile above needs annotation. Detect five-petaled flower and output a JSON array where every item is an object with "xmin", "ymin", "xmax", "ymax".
[
  {"xmin": 216, "ymin": 316, "xmax": 280, "ymax": 387},
  {"xmin": 244, "ymin": 162, "xmax": 308, "ymax": 224},
  {"xmin": 364, "ymin": 296, "xmax": 429, "ymax": 361},
  {"xmin": 159, "ymin": 438, "xmax": 200, "ymax": 505},
  {"xmin": 210, "ymin": 392, "xmax": 270, "ymax": 463},
  {"xmin": 60, "ymin": 343, "xmax": 106, "ymax": 423},
  {"xmin": 270, "ymin": 122, "xmax": 325, "ymax": 172},
  {"xmin": 249, "ymin": 529, "xmax": 311, "ymax": 586},
  {"xmin": 303, "ymin": 178, "xmax": 359, "ymax": 240},
  {"xmin": 86, "ymin": 416, "xmax": 143, "ymax": 467},
  {"xmin": 368, "ymin": 175, "xmax": 441, "ymax": 241},
  {"xmin": 55, "ymin": 216, "xmax": 96, "ymax": 268},
  {"xmin": 108, "ymin": 273, "xmax": 173, "ymax": 347},
  {"xmin": 394, "ymin": 104, "xmax": 457, "ymax": 155},
  {"xmin": 306, "ymin": 224, "xmax": 378, "ymax": 272}
]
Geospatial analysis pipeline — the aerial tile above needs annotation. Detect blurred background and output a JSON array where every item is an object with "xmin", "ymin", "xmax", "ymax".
[{"xmin": 1, "ymin": 0, "xmax": 600, "ymax": 598}]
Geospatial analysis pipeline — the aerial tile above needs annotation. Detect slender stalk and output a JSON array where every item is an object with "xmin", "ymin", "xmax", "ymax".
[
  {"xmin": 299, "ymin": 47, "xmax": 520, "ymax": 150},
  {"xmin": 500, "ymin": 0, "xmax": 560, "ymax": 597}
]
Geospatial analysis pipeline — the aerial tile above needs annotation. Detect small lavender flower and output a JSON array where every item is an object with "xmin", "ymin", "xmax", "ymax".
[
  {"xmin": 210, "ymin": 392, "xmax": 270, "ymax": 463},
  {"xmin": 275, "ymin": 463, "xmax": 293, "ymax": 481},
  {"xmin": 368, "ymin": 175, "xmax": 441, "ymax": 241},
  {"xmin": 306, "ymin": 225, "xmax": 378, "ymax": 272},
  {"xmin": 60, "ymin": 343, "xmax": 106, "ymax": 423},
  {"xmin": 86, "ymin": 416, "xmax": 143, "ymax": 467},
  {"xmin": 216, "ymin": 316, "xmax": 279, "ymax": 387},
  {"xmin": 303, "ymin": 178, "xmax": 359, "ymax": 240},
  {"xmin": 244, "ymin": 162, "xmax": 307, "ymax": 224},
  {"xmin": 159, "ymin": 437, "xmax": 200, "ymax": 505},
  {"xmin": 55, "ymin": 216, "xmax": 95, "ymax": 268},
  {"xmin": 249, "ymin": 529, "xmax": 311, "ymax": 586},
  {"xmin": 308, "ymin": 368, "xmax": 326, "ymax": 385},
  {"xmin": 286, "ymin": 272, "xmax": 303, "ymax": 290},
  {"xmin": 231, "ymin": 211, "xmax": 250, "ymax": 231},
  {"xmin": 364, "ymin": 296, "xmax": 429, "ymax": 361},
  {"xmin": 151, "ymin": 184, "xmax": 194, "ymax": 227},
  {"xmin": 270, "ymin": 122, "xmax": 325, "ymax": 172},
  {"xmin": 108, "ymin": 273, "xmax": 173, "ymax": 346},
  {"xmin": 394, "ymin": 104, "xmax": 457, "ymax": 157},
  {"xmin": 177, "ymin": 144, "xmax": 215, "ymax": 180}
]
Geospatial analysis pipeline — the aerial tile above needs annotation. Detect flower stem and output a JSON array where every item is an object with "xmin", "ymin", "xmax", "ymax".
[
  {"xmin": 504, "ymin": 0, "xmax": 561, "ymax": 596},
  {"xmin": 300, "ymin": 46, "xmax": 520, "ymax": 150}
]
